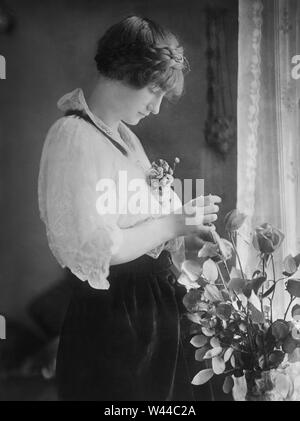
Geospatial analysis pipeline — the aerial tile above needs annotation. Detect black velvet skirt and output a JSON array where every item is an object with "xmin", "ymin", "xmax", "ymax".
[{"xmin": 56, "ymin": 251, "xmax": 195, "ymax": 401}]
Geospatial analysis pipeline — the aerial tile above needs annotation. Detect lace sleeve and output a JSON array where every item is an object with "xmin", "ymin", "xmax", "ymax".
[
  {"xmin": 164, "ymin": 236, "xmax": 184, "ymax": 252},
  {"xmin": 38, "ymin": 117, "xmax": 123, "ymax": 289}
]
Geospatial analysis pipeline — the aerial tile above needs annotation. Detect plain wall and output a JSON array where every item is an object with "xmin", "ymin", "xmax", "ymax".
[{"xmin": 0, "ymin": 0, "xmax": 238, "ymax": 323}]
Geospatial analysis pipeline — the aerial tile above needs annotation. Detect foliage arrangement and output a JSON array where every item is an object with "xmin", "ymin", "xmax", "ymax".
[{"xmin": 179, "ymin": 210, "xmax": 300, "ymax": 400}]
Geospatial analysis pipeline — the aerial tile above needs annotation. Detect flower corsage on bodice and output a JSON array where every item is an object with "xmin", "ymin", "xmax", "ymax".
[{"xmin": 145, "ymin": 157, "xmax": 180, "ymax": 210}]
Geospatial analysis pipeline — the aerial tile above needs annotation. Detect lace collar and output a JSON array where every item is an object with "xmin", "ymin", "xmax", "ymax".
[{"xmin": 57, "ymin": 88, "xmax": 134, "ymax": 154}]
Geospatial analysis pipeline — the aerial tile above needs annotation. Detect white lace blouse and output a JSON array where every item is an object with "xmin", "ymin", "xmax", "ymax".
[{"xmin": 38, "ymin": 88, "xmax": 185, "ymax": 289}]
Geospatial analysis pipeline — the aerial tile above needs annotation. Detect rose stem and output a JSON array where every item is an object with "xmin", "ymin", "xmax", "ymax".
[
  {"xmin": 229, "ymin": 232, "xmax": 245, "ymax": 280},
  {"xmin": 284, "ymin": 296, "xmax": 296, "ymax": 321},
  {"xmin": 270, "ymin": 254, "xmax": 276, "ymax": 323}
]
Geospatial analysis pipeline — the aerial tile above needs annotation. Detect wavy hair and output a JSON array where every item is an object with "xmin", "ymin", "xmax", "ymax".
[{"xmin": 94, "ymin": 16, "xmax": 190, "ymax": 101}]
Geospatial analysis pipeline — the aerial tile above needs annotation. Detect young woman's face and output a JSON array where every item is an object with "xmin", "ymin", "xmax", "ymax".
[{"xmin": 116, "ymin": 83, "xmax": 166, "ymax": 125}]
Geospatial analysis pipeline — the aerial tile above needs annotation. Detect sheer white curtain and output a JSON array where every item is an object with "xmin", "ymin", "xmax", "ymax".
[{"xmin": 237, "ymin": 0, "xmax": 300, "ymax": 318}]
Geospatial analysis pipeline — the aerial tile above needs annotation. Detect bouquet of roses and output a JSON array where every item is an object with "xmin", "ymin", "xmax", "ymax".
[{"xmin": 179, "ymin": 210, "xmax": 300, "ymax": 401}]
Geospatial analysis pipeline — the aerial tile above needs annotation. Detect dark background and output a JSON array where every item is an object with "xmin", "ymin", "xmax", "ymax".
[{"xmin": 0, "ymin": 0, "xmax": 238, "ymax": 400}]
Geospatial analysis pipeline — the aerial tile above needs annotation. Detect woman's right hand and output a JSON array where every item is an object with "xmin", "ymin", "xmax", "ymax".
[{"xmin": 171, "ymin": 194, "xmax": 222, "ymax": 237}]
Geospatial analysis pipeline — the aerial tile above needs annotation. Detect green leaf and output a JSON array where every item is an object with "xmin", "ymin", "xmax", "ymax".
[
  {"xmin": 262, "ymin": 283, "xmax": 275, "ymax": 298},
  {"xmin": 292, "ymin": 304, "xmax": 300, "ymax": 318},
  {"xmin": 195, "ymin": 345, "xmax": 210, "ymax": 362},
  {"xmin": 248, "ymin": 302, "xmax": 265, "ymax": 324},
  {"xmin": 216, "ymin": 303, "xmax": 232, "ymax": 320},
  {"xmin": 228, "ymin": 277, "xmax": 246, "ymax": 294},
  {"xmin": 210, "ymin": 337, "xmax": 221, "ymax": 348},
  {"xmin": 271, "ymin": 320, "xmax": 290, "ymax": 341},
  {"xmin": 242, "ymin": 282, "xmax": 252, "ymax": 298},
  {"xmin": 202, "ymin": 259, "xmax": 219, "ymax": 283},
  {"xmin": 197, "ymin": 242, "xmax": 219, "ymax": 259},
  {"xmin": 177, "ymin": 273, "xmax": 199, "ymax": 291},
  {"xmin": 212, "ymin": 356, "xmax": 225, "ymax": 374},
  {"xmin": 294, "ymin": 253, "xmax": 300, "ymax": 267},
  {"xmin": 286, "ymin": 279, "xmax": 300, "ymax": 298},
  {"xmin": 239, "ymin": 322, "xmax": 247, "ymax": 333},
  {"xmin": 203, "ymin": 347, "xmax": 223, "ymax": 359},
  {"xmin": 223, "ymin": 375, "xmax": 234, "ymax": 394},
  {"xmin": 255, "ymin": 332, "xmax": 265, "ymax": 350},
  {"xmin": 192, "ymin": 368, "xmax": 214, "ymax": 385},
  {"xmin": 183, "ymin": 289, "xmax": 204, "ymax": 313},
  {"xmin": 283, "ymin": 254, "xmax": 298, "ymax": 276},
  {"xmin": 235, "ymin": 293, "xmax": 248, "ymax": 309},
  {"xmin": 198, "ymin": 302, "xmax": 210, "ymax": 312},
  {"xmin": 230, "ymin": 354, "xmax": 236, "ymax": 368},
  {"xmin": 221, "ymin": 289, "xmax": 231, "ymax": 301},
  {"xmin": 250, "ymin": 275, "xmax": 267, "ymax": 294},
  {"xmin": 224, "ymin": 347, "xmax": 234, "ymax": 362},
  {"xmin": 282, "ymin": 334, "xmax": 297, "ymax": 353},
  {"xmin": 203, "ymin": 284, "xmax": 223, "ymax": 303},
  {"xmin": 248, "ymin": 290, "xmax": 262, "ymax": 311},
  {"xmin": 209, "ymin": 230, "xmax": 233, "ymax": 261},
  {"xmin": 202, "ymin": 327, "xmax": 216, "ymax": 337},
  {"xmin": 268, "ymin": 350, "xmax": 285, "ymax": 367},
  {"xmin": 186, "ymin": 313, "xmax": 202, "ymax": 325},
  {"xmin": 181, "ymin": 259, "xmax": 203, "ymax": 281},
  {"xmin": 230, "ymin": 267, "xmax": 243, "ymax": 277},
  {"xmin": 288, "ymin": 347, "xmax": 300, "ymax": 363},
  {"xmin": 190, "ymin": 334, "xmax": 208, "ymax": 348}
]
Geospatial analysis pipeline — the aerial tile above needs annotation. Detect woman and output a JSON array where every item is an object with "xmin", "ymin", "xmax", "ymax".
[{"xmin": 38, "ymin": 16, "xmax": 221, "ymax": 401}]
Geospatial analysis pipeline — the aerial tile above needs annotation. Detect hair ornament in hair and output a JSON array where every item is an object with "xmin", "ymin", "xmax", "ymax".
[
  {"xmin": 167, "ymin": 46, "xmax": 189, "ymax": 71},
  {"xmin": 171, "ymin": 50, "xmax": 184, "ymax": 64}
]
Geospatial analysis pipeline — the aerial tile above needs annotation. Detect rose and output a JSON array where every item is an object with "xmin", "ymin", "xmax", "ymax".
[
  {"xmin": 146, "ymin": 158, "xmax": 178, "ymax": 193},
  {"xmin": 224, "ymin": 209, "xmax": 247, "ymax": 232},
  {"xmin": 150, "ymin": 179, "xmax": 160, "ymax": 189},
  {"xmin": 252, "ymin": 223, "xmax": 284, "ymax": 254},
  {"xmin": 155, "ymin": 167, "xmax": 164, "ymax": 179},
  {"xmin": 147, "ymin": 167, "xmax": 163, "ymax": 180},
  {"xmin": 160, "ymin": 176, "xmax": 172, "ymax": 187}
]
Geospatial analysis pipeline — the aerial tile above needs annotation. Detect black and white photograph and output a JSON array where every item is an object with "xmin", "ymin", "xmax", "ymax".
[{"xmin": 0, "ymin": 0, "xmax": 300, "ymax": 403}]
